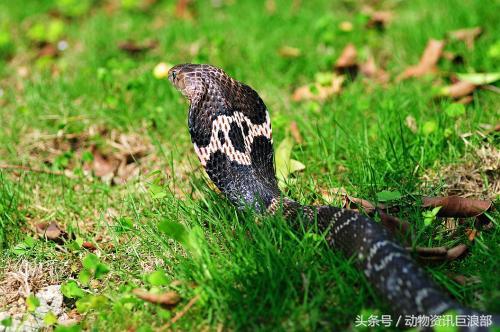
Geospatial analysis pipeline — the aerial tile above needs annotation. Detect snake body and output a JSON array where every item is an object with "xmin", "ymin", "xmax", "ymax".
[{"xmin": 167, "ymin": 63, "xmax": 498, "ymax": 330}]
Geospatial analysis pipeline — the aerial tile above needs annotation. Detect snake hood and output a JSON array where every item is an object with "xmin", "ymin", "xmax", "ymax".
[
  {"xmin": 169, "ymin": 63, "xmax": 279, "ymax": 211},
  {"xmin": 169, "ymin": 63, "xmax": 499, "ymax": 330}
]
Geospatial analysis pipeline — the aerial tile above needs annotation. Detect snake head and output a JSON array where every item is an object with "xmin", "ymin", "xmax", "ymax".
[
  {"xmin": 168, "ymin": 64, "xmax": 220, "ymax": 104},
  {"xmin": 168, "ymin": 64, "xmax": 204, "ymax": 103},
  {"xmin": 168, "ymin": 64, "xmax": 235, "ymax": 104}
]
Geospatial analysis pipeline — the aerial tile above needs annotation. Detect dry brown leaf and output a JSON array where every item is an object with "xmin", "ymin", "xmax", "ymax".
[
  {"xmin": 442, "ymin": 51, "xmax": 464, "ymax": 65},
  {"xmin": 36, "ymin": 221, "xmax": 63, "ymax": 241},
  {"xmin": 367, "ymin": 11, "xmax": 393, "ymax": 30},
  {"xmin": 35, "ymin": 221, "xmax": 64, "ymax": 241},
  {"xmin": 466, "ymin": 229, "xmax": 478, "ymax": 242},
  {"xmin": 422, "ymin": 143, "xmax": 499, "ymax": 200},
  {"xmin": 278, "ymin": 46, "xmax": 301, "ymax": 58},
  {"xmin": 409, "ymin": 246, "xmax": 448, "ymax": 257},
  {"xmin": 113, "ymin": 160, "xmax": 140, "ymax": 185},
  {"xmin": 45, "ymin": 222, "xmax": 62, "ymax": 240},
  {"xmin": 450, "ymin": 274, "xmax": 467, "ymax": 285},
  {"xmin": 335, "ymin": 43, "xmax": 358, "ymax": 72},
  {"xmin": 319, "ymin": 187, "xmax": 349, "ymax": 205},
  {"xmin": 133, "ymin": 289, "xmax": 181, "ymax": 308},
  {"xmin": 445, "ymin": 218, "xmax": 458, "ymax": 233},
  {"xmin": 379, "ymin": 211, "xmax": 411, "ymax": 238},
  {"xmin": 265, "ymin": 0, "xmax": 277, "ymax": 14},
  {"xmin": 289, "ymin": 121, "xmax": 303, "ymax": 144},
  {"xmin": 422, "ymin": 196, "xmax": 492, "ymax": 218},
  {"xmin": 360, "ymin": 56, "xmax": 390, "ymax": 83},
  {"xmin": 38, "ymin": 44, "xmax": 59, "ymax": 58},
  {"xmin": 446, "ymin": 244, "xmax": 468, "ymax": 260},
  {"xmin": 449, "ymin": 274, "xmax": 480, "ymax": 286},
  {"xmin": 292, "ymin": 75, "xmax": 345, "ymax": 102},
  {"xmin": 480, "ymin": 123, "xmax": 500, "ymax": 138},
  {"xmin": 457, "ymin": 95, "xmax": 474, "ymax": 104},
  {"xmin": 440, "ymin": 80, "xmax": 476, "ymax": 98},
  {"xmin": 397, "ymin": 39, "xmax": 445, "ymax": 81},
  {"xmin": 118, "ymin": 40, "xmax": 158, "ymax": 55},
  {"xmin": 92, "ymin": 150, "xmax": 120, "ymax": 178},
  {"xmin": 346, "ymin": 195, "xmax": 377, "ymax": 213},
  {"xmin": 175, "ymin": 0, "xmax": 194, "ymax": 19},
  {"xmin": 82, "ymin": 241, "xmax": 96, "ymax": 250},
  {"xmin": 411, "ymin": 244, "xmax": 468, "ymax": 261},
  {"xmin": 449, "ymin": 27, "xmax": 482, "ymax": 49}
]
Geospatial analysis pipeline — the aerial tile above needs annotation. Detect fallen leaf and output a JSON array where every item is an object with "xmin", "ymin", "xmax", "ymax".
[
  {"xmin": 410, "ymin": 244, "xmax": 468, "ymax": 261},
  {"xmin": 409, "ymin": 246, "xmax": 448, "ymax": 257},
  {"xmin": 376, "ymin": 190, "xmax": 402, "ymax": 202},
  {"xmin": 289, "ymin": 159, "xmax": 305, "ymax": 173},
  {"xmin": 449, "ymin": 274, "xmax": 481, "ymax": 286},
  {"xmin": 360, "ymin": 56, "xmax": 390, "ymax": 83},
  {"xmin": 319, "ymin": 187, "xmax": 348, "ymax": 205},
  {"xmin": 457, "ymin": 95, "xmax": 473, "ymax": 105},
  {"xmin": 450, "ymin": 274, "xmax": 467, "ymax": 285},
  {"xmin": 82, "ymin": 241, "xmax": 96, "ymax": 250},
  {"xmin": 397, "ymin": 39, "xmax": 445, "ymax": 81},
  {"xmin": 456, "ymin": 72, "xmax": 500, "ymax": 85},
  {"xmin": 113, "ymin": 160, "xmax": 140, "ymax": 185},
  {"xmin": 92, "ymin": 150, "xmax": 119, "ymax": 178},
  {"xmin": 289, "ymin": 121, "xmax": 303, "ymax": 144},
  {"xmin": 36, "ymin": 221, "xmax": 62, "ymax": 240},
  {"xmin": 45, "ymin": 222, "xmax": 62, "ymax": 240},
  {"xmin": 444, "ymin": 218, "xmax": 458, "ymax": 233},
  {"xmin": 422, "ymin": 196, "xmax": 492, "ymax": 218},
  {"xmin": 449, "ymin": 27, "xmax": 482, "ymax": 49},
  {"xmin": 133, "ymin": 289, "xmax": 181, "ymax": 308},
  {"xmin": 346, "ymin": 195, "xmax": 377, "ymax": 213},
  {"xmin": 278, "ymin": 46, "xmax": 301, "ymax": 58},
  {"xmin": 292, "ymin": 75, "xmax": 344, "ymax": 101},
  {"xmin": 335, "ymin": 43, "xmax": 357, "ymax": 72},
  {"xmin": 275, "ymin": 137, "xmax": 305, "ymax": 185},
  {"xmin": 367, "ymin": 11, "xmax": 393, "ymax": 30},
  {"xmin": 446, "ymin": 244, "xmax": 468, "ymax": 260},
  {"xmin": 442, "ymin": 51, "xmax": 464, "ymax": 65},
  {"xmin": 175, "ymin": 0, "xmax": 194, "ymax": 19},
  {"xmin": 265, "ymin": 0, "xmax": 276, "ymax": 14},
  {"xmin": 379, "ymin": 211, "xmax": 411, "ymax": 238},
  {"xmin": 118, "ymin": 40, "xmax": 158, "ymax": 55},
  {"xmin": 38, "ymin": 44, "xmax": 59, "ymax": 58},
  {"xmin": 466, "ymin": 229, "xmax": 477, "ymax": 242},
  {"xmin": 438, "ymin": 80, "xmax": 476, "ymax": 99}
]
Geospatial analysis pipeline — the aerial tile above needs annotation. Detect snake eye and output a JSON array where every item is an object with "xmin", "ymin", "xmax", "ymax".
[{"xmin": 171, "ymin": 71, "xmax": 177, "ymax": 80}]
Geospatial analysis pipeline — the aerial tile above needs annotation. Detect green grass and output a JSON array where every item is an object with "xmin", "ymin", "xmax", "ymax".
[{"xmin": 0, "ymin": 0, "xmax": 499, "ymax": 330}]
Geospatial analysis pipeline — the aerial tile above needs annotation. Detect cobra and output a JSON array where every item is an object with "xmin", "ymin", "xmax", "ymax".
[{"xmin": 168, "ymin": 63, "xmax": 498, "ymax": 330}]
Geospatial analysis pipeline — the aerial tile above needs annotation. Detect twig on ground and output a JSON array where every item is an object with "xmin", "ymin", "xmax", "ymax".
[
  {"xmin": 158, "ymin": 294, "xmax": 200, "ymax": 331},
  {"xmin": 0, "ymin": 164, "xmax": 76, "ymax": 179}
]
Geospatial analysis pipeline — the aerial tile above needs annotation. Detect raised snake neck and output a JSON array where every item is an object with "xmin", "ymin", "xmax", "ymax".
[{"xmin": 167, "ymin": 63, "xmax": 498, "ymax": 330}]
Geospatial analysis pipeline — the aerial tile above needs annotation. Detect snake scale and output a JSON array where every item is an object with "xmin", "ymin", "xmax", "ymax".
[{"xmin": 167, "ymin": 63, "xmax": 498, "ymax": 331}]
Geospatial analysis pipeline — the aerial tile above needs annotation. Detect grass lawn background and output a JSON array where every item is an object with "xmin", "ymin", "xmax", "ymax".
[{"xmin": 0, "ymin": 0, "xmax": 499, "ymax": 330}]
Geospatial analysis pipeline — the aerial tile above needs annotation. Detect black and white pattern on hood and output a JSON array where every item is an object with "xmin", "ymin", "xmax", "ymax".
[{"xmin": 193, "ymin": 111, "xmax": 272, "ymax": 167}]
